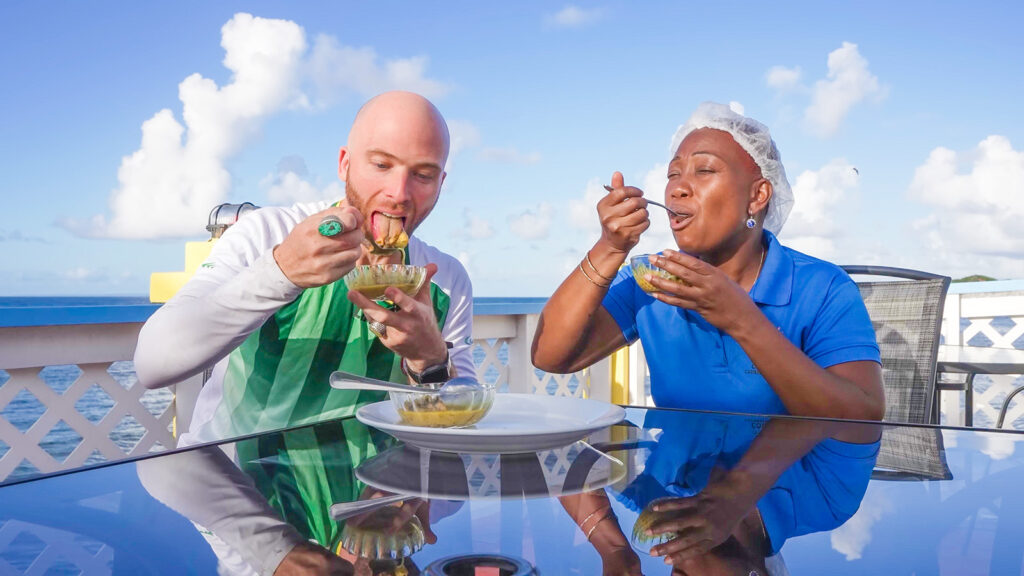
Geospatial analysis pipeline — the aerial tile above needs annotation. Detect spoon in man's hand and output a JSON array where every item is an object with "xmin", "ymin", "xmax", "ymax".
[{"xmin": 603, "ymin": 185, "xmax": 681, "ymax": 218}]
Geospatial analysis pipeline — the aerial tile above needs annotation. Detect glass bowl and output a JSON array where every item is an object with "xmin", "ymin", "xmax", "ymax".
[
  {"xmin": 338, "ymin": 506, "xmax": 425, "ymax": 561},
  {"xmin": 629, "ymin": 254, "xmax": 682, "ymax": 293},
  {"xmin": 343, "ymin": 264, "xmax": 427, "ymax": 301},
  {"xmin": 630, "ymin": 499, "xmax": 681, "ymax": 554},
  {"xmin": 390, "ymin": 379, "xmax": 496, "ymax": 428}
]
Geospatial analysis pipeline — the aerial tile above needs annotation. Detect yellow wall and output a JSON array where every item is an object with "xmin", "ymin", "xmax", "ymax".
[{"xmin": 149, "ymin": 240, "xmax": 216, "ymax": 303}]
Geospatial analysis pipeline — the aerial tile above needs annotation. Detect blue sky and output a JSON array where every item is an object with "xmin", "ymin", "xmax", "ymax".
[{"xmin": 2, "ymin": 1, "xmax": 1023, "ymax": 296}]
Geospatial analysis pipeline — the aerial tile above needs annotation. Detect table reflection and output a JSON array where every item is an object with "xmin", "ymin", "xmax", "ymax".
[{"xmin": 136, "ymin": 409, "xmax": 879, "ymax": 576}]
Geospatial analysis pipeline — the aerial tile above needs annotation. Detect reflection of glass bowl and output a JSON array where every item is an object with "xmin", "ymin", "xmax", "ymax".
[
  {"xmin": 339, "ymin": 506, "xmax": 425, "ymax": 561},
  {"xmin": 630, "ymin": 254, "xmax": 682, "ymax": 293},
  {"xmin": 343, "ymin": 264, "xmax": 427, "ymax": 301},
  {"xmin": 391, "ymin": 380, "xmax": 496, "ymax": 428},
  {"xmin": 630, "ymin": 499, "xmax": 680, "ymax": 554}
]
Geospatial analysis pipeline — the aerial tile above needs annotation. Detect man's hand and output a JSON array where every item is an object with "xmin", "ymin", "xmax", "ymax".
[
  {"xmin": 347, "ymin": 263, "xmax": 449, "ymax": 374},
  {"xmin": 645, "ymin": 250, "xmax": 760, "ymax": 335},
  {"xmin": 597, "ymin": 171, "xmax": 651, "ymax": 254},
  {"xmin": 275, "ymin": 541, "xmax": 353, "ymax": 576},
  {"xmin": 273, "ymin": 206, "xmax": 364, "ymax": 288}
]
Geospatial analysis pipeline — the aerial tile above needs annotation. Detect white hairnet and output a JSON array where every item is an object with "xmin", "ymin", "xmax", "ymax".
[{"xmin": 669, "ymin": 102, "xmax": 794, "ymax": 234}]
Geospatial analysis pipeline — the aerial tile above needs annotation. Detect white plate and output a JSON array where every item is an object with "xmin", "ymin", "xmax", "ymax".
[{"xmin": 356, "ymin": 393, "xmax": 625, "ymax": 453}]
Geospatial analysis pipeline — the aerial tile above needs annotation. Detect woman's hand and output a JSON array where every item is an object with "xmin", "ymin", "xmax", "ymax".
[
  {"xmin": 646, "ymin": 250, "xmax": 759, "ymax": 334},
  {"xmin": 597, "ymin": 171, "xmax": 651, "ymax": 254},
  {"xmin": 646, "ymin": 471, "xmax": 758, "ymax": 565}
]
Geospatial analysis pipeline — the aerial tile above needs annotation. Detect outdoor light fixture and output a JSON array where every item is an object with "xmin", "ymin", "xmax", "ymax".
[{"xmin": 206, "ymin": 202, "xmax": 259, "ymax": 239}]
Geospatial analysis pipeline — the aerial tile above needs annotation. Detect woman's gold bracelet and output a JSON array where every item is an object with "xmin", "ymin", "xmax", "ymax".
[
  {"xmin": 585, "ymin": 251, "xmax": 616, "ymax": 282},
  {"xmin": 579, "ymin": 263, "xmax": 610, "ymax": 288},
  {"xmin": 584, "ymin": 508, "xmax": 617, "ymax": 540}
]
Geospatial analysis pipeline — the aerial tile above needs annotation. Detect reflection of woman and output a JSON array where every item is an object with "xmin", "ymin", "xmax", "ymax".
[
  {"xmin": 533, "ymin": 102, "xmax": 884, "ymax": 443},
  {"xmin": 564, "ymin": 410, "xmax": 879, "ymax": 572}
]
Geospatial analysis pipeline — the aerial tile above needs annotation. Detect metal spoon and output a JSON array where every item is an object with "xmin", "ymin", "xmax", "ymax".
[
  {"xmin": 330, "ymin": 371, "xmax": 486, "ymax": 396},
  {"xmin": 329, "ymin": 493, "xmax": 410, "ymax": 521},
  {"xmin": 330, "ymin": 371, "xmax": 444, "ymax": 393},
  {"xmin": 603, "ymin": 185, "xmax": 681, "ymax": 218}
]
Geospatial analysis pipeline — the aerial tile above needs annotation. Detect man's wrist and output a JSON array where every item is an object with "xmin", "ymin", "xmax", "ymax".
[
  {"xmin": 403, "ymin": 339, "xmax": 452, "ymax": 373},
  {"xmin": 403, "ymin": 342, "xmax": 454, "ymax": 384}
]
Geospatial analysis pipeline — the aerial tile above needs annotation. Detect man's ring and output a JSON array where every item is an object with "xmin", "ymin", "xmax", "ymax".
[
  {"xmin": 368, "ymin": 320, "xmax": 387, "ymax": 338},
  {"xmin": 318, "ymin": 215, "xmax": 345, "ymax": 237}
]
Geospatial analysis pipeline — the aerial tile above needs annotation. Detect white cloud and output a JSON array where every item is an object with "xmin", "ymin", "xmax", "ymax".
[
  {"xmin": 261, "ymin": 166, "xmax": 344, "ymax": 206},
  {"xmin": 545, "ymin": 5, "xmax": 605, "ymax": 28},
  {"xmin": 778, "ymin": 158, "xmax": 860, "ymax": 259},
  {"xmin": 478, "ymin": 147, "xmax": 541, "ymax": 164},
  {"xmin": 447, "ymin": 120, "xmax": 481, "ymax": 156},
  {"xmin": 459, "ymin": 208, "xmax": 495, "ymax": 240},
  {"xmin": 63, "ymin": 13, "xmax": 306, "ymax": 239},
  {"xmin": 765, "ymin": 65, "xmax": 803, "ymax": 91},
  {"xmin": 568, "ymin": 178, "xmax": 607, "ymax": 234},
  {"xmin": 830, "ymin": 490, "xmax": 888, "ymax": 560},
  {"xmin": 508, "ymin": 203, "xmax": 552, "ymax": 240},
  {"xmin": 567, "ymin": 166, "xmax": 675, "ymax": 255},
  {"xmin": 307, "ymin": 35, "xmax": 450, "ymax": 106},
  {"xmin": 982, "ymin": 433, "xmax": 1017, "ymax": 460},
  {"xmin": 64, "ymin": 12, "xmax": 450, "ymax": 240},
  {"xmin": 908, "ymin": 135, "xmax": 1024, "ymax": 264},
  {"xmin": 728, "ymin": 101, "xmax": 745, "ymax": 116},
  {"xmin": 804, "ymin": 42, "xmax": 886, "ymax": 137},
  {"xmin": 634, "ymin": 164, "xmax": 676, "ymax": 256}
]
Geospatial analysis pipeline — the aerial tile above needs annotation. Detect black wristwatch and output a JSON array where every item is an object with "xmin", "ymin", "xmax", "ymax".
[{"xmin": 403, "ymin": 352, "xmax": 452, "ymax": 385}]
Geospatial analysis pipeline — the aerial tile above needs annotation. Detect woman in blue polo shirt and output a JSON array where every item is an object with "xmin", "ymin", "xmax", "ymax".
[{"xmin": 533, "ymin": 102, "xmax": 884, "ymax": 445}]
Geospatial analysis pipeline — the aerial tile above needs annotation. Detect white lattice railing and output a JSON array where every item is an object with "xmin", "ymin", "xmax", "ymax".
[
  {"xmin": 2, "ymin": 282, "xmax": 1020, "ymax": 484},
  {"xmin": 0, "ymin": 322, "xmax": 202, "ymax": 484},
  {"xmin": 938, "ymin": 284, "xmax": 1024, "ymax": 429},
  {"xmin": 0, "ymin": 309, "xmax": 604, "ymax": 484}
]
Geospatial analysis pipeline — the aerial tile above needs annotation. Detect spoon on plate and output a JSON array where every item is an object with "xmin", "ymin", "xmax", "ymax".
[
  {"xmin": 330, "ymin": 370, "xmax": 485, "ymax": 396},
  {"xmin": 329, "ymin": 493, "xmax": 411, "ymax": 521},
  {"xmin": 603, "ymin": 185, "xmax": 681, "ymax": 218}
]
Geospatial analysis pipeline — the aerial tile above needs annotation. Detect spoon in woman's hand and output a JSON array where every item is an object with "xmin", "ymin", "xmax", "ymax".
[{"xmin": 603, "ymin": 185, "xmax": 681, "ymax": 218}]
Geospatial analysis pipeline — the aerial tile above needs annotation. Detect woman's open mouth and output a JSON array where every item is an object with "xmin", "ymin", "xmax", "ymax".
[{"xmin": 668, "ymin": 212, "xmax": 692, "ymax": 231}]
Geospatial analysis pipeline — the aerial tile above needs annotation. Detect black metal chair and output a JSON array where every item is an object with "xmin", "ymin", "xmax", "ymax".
[{"xmin": 842, "ymin": 265, "xmax": 952, "ymax": 480}]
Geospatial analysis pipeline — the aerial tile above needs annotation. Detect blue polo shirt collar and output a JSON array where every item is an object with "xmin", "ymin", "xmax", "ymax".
[{"xmin": 750, "ymin": 230, "xmax": 793, "ymax": 306}]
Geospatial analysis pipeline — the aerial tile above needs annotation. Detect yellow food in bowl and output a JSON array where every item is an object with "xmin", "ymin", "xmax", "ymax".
[
  {"xmin": 631, "ymin": 263, "xmax": 681, "ymax": 293},
  {"xmin": 343, "ymin": 264, "xmax": 427, "ymax": 300},
  {"xmin": 397, "ymin": 406, "xmax": 490, "ymax": 428}
]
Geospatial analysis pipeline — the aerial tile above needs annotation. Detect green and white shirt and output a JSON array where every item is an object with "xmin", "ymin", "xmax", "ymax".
[{"xmin": 137, "ymin": 201, "xmax": 475, "ymax": 447}]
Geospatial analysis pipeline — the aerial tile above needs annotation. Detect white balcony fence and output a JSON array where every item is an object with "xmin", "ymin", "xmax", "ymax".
[{"xmin": 2, "ymin": 282, "xmax": 1022, "ymax": 484}]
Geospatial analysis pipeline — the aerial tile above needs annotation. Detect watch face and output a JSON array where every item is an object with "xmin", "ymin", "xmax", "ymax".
[{"xmin": 419, "ymin": 362, "xmax": 450, "ymax": 384}]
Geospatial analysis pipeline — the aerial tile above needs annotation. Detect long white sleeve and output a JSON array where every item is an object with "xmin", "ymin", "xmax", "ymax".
[
  {"xmin": 136, "ymin": 446, "xmax": 308, "ymax": 575},
  {"xmin": 133, "ymin": 205, "xmax": 313, "ymax": 389}
]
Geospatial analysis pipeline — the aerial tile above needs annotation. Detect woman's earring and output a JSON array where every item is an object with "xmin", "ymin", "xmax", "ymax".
[{"xmin": 745, "ymin": 215, "xmax": 756, "ymax": 229}]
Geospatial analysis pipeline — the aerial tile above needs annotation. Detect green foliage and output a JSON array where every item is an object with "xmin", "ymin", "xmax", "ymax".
[{"xmin": 953, "ymin": 274, "xmax": 997, "ymax": 283}]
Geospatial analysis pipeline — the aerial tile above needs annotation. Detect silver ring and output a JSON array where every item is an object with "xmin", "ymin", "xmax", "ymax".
[{"xmin": 367, "ymin": 320, "xmax": 387, "ymax": 338}]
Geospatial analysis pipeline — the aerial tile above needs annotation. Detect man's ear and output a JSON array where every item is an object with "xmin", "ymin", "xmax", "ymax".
[{"xmin": 338, "ymin": 146, "xmax": 350, "ymax": 182}]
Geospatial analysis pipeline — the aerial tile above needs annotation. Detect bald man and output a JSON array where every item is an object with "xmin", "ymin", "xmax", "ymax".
[{"xmin": 134, "ymin": 91, "xmax": 475, "ymax": 447}]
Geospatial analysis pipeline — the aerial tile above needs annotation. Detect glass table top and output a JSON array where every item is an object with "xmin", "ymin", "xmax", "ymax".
[{"xmin": 1, "ymin": 405, "xmax": 1023, "ymax": 575}]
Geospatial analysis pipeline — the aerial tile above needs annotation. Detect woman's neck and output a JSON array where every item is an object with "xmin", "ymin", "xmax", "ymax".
[{"xmin": 700, "ymin": 233, "xmax": 765, "ymax": 290}]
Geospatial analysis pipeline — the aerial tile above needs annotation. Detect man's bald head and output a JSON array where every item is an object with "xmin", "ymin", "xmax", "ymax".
[{"xmin": 347, "ymin": 91, "xmax": 450, "ymax": 169}]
